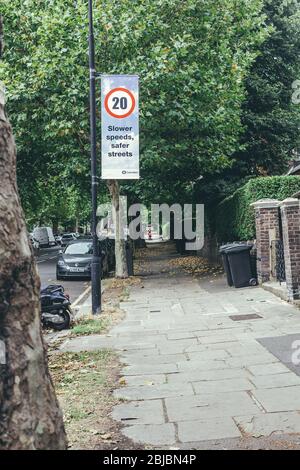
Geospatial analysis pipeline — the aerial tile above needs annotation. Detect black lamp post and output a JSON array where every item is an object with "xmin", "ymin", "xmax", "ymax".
[{"xmin": 88, "ymin": 0, "xmax": 101, "ymax": 314}]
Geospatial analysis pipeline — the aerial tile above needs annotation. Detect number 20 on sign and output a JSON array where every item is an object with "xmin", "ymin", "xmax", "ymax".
[{"xmin": 101, "ymin": 75, "xmax": 139, "ymax": 180}]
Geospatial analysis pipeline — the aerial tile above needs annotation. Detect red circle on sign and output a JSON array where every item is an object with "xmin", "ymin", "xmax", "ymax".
[{"xmin": 104, "ymin": 87, "xmax": 136, "ymax": 119}]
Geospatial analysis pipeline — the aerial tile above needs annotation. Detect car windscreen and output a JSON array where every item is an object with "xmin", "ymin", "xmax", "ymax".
[
  {"xmin": 62, "ymin": 235, "xmax": 73, "ymax": 239},
  {"xmin": 64, "ymin": 242, "xmax": 93, "ymax": 255}
]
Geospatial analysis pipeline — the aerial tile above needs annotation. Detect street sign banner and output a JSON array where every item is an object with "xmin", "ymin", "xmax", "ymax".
[{"xmin": 101, "ymin": 75, "xmax": 139, "ymax": 179}]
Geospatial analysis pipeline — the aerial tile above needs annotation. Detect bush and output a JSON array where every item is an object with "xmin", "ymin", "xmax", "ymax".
[{"xmin": 215, "ymin": 176, "xmax": 300, "ymax": 242}]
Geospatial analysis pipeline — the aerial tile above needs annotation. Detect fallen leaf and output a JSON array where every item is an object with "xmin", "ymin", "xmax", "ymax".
[{"xmin": 101, "ymin": 433, "xmax": 112, "ymax": 440}]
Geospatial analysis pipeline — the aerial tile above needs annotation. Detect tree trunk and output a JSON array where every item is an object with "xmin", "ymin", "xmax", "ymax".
[
  {"xmin": 107, "ymin": 180, "xmax": 128, "ymax": 278},
  {"xmin": 0, "ymin": 19, "xmax": 67, "ymax": 449},
  {"xmin": 52, "ymin": 219, "xmax": 58, "ymax": 235},
  {"xmin": 75, "ymin": 217, "xmax": 79, "ymax": 233}
]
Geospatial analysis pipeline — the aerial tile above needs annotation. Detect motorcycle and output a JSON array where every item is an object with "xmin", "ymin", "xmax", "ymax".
[{"xmin": 40, "ymin": 284, "xmax": 73, "ymax": 330}]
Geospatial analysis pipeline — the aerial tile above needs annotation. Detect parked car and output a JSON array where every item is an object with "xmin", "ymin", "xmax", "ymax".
[
  {"xmin": 32, "ymin": 226, "xmax": 56, "ymax": 247},
  {"xmin": 60, "ymin": 233, "xmax": 77, "ymax": 247},
  {"xmin": 56, "ymin": 238, "xmax": 112, "ymax": 280}
]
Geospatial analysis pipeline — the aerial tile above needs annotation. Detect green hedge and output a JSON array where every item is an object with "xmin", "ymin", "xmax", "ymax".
[{"xmin": 215, "ymin": 176, "xmax": 300, "ymax": 242}]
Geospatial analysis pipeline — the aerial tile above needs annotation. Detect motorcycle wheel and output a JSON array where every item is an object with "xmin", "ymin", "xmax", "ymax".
[{"xmin": 50, "ymin": 309, "xmax": 70, "ymax": 331}]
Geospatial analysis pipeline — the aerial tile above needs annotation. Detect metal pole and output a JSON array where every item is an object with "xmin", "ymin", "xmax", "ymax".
[{"xmin": 88, "ymin": 0, "xmax": 101, "ymax": 314}]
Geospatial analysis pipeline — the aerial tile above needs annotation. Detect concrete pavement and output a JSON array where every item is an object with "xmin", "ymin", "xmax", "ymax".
[{"xmin": 59, "ymin": 244, "xmax": 300, "ymax": 449}]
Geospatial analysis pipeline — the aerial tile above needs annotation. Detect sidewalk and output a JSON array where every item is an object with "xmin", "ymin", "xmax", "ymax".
[{"xmin": 60, "ymin": 243, "xmax": 300, "ymax": 449}]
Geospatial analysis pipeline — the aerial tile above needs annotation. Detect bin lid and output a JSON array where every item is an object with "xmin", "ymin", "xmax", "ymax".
[
  {"xmin": 225, "ymin": 244, "xmax": 253, "ymax": 254},
  {"xmin": 219, "ymin": 243, "xmax": 236, "ymax": 254}
]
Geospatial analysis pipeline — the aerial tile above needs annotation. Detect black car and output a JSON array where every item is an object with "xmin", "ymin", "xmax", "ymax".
[{"xmin": 56, "ymin": 239, "xmax": 111, "ymax": 280}]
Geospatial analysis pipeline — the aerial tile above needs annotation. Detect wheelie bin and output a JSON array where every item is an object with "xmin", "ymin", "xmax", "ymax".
[
  {"xmin": 126, "ymin": 240, "xmax": 134, "ymax": 276},
  {"xmin": 219, "ymin": 244, "xmax": 234, "ymax": 287},
  {"xmin": 225, "ymin": 244, "xmax": 257, "ymax": 288}
]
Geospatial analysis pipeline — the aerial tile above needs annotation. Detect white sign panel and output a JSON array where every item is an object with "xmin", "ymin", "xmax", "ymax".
[{"xmin": 101, "ymin": 75, "xmax": 139, "ymax": 179}]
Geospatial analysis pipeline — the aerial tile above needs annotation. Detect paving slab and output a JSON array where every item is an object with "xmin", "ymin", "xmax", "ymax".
[
  {"xmin": 114, "ymin": 382, "xmax": 194, "ymax": 400},
  {"xmin": 186, "ymin": 341, "xmax": 239, "ymax": 352},
  {"xmin": 165, "ymin": 391, "xmax": 261, "ymax": 422},
  {"xmin": 157, "ymin": 342, "xmax": 198, "ymax": 355},
  {"xmin": 187, "ymin": 349, "xmax": 229, "ymax": 361},
  {"xmin": 59, "ymin": 335, "xmax": 114, "ymax": 352},
  {"xmin": 177, "ymin": 359, "xmax": 227, "ymax": 372},
  {"xmin": 178, "ymin": 417, "xmax": 241, "ymax": 442},
  {"xmin": 253, "ymin": 386, "xmax": 300, "ymax": 412},
  {"xmin": 193, "ymin": 378, "xmax": 253, "ymax": 394},
  {"xmin": 167, "ymin": 331, "xmax": 198, "ymax": 340},
  {"xmin": 225, "ymin": 343, "xmax": 269, "ymax": 357},
  {"xmin": 166, "ymin": 368, "xmax": 249, "ymax": 384},
  {"xmin": 112, "ymin": 400, "xmax": 165, "ymax": 425},
  {"xmin": 249, "ymin": 372, "xmax": 300, "ymax": 389},
  {"xmin": 113, "ymin": 330, "xmax": 160, "ymax": 338},
  {"xmin": 225, "ymin": 353, "xmax": 278, "ymax": 368},
  {"xmin": 200, "ymin": 334, "xmax": 240, "ymax": 345},
  {"xmin": 122, "ymin": 423, "xmax": 176, "ymax": 446},
  {"xmin": 122, "ymin": 363, "xmax": 178, "ymax": 376},
  {"xmin": 116, "ymin": 343, "xmax": 158, "ymax": 352},
  {"xmin": 118, "ymin": 348, "xmax": 160, "ymax": 358},
  {"xmin": 121, "ymin": 374, "xmax": 167, "ymax": 387},
  {"xmin": 247, "ymin": 362, "xmax": 291, "ymax": 376},
  {"xmin": 235, "ymin": 412, "xmax": 300, "ymax": 437},
  {"xmin": 120, "ymin": 352, "xmax": 186, "ymax": 365}
]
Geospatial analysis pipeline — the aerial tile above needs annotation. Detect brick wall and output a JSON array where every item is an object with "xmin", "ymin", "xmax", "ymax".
[
  {"xmin": 251, "ymin": 199, "xmax": 280, "ymax": 283},
  {"xmin": 280, "ymin": 198, "xmax": 300, "ymax": 301}
]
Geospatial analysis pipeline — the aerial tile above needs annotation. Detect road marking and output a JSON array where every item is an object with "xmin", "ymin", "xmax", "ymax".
[{"xmin": 71, "ymin": 285, "xmax": 91, "ymax": 308}]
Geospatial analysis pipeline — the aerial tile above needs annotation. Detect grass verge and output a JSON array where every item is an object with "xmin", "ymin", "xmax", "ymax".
[
  {"xmin": 49, "ymin": 350, "xmax": 143, "ymax": 449},
  {"xmin": 70, "ymin": 318, "xmax": 109, "ymax": 336}
]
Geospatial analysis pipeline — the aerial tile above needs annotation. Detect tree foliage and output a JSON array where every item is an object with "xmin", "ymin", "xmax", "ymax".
[
  {"xmin": 236, "ymin": 0, "xmax": 300, "ymax": 176},
  {"xmin": 0, "ymin": 0, "xmax": 269, "ymax": 224},
  {"xmin": 202, "ymin": 0, "xmax": 300, "ymax": 208}
]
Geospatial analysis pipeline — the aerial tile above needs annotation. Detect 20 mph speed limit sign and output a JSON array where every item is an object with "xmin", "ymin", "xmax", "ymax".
[
  {"xmin": 101, "ymin": 75, "xmax": 139, "ymax": 179},
  {"xmin": 104, "ymin": 87, "xmax": 136, "ymax": 119}
]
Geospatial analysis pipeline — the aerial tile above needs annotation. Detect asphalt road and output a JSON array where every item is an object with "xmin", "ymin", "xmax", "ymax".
[{"xmin": 36, "ymin": 246, "xmax": 90, "ymax": 305}]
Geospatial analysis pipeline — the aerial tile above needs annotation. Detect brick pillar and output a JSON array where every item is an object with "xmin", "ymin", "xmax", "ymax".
[
  {"xmin": 280, "ymin": 198, "xmax": 300, "ymax": 301},
  {"xmin": 251, "ymin": 199, "xmax": 280, "ymax": 283}
]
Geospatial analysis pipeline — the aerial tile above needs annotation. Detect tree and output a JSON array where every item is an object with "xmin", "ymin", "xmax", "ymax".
[
  {"xmin": 1, "ymin": 0, "xmax": 270, "ymax": 274},
  {"xmin": 233, "ymin": 0, "xmax": 300, "ymax": 176},
  {"xmin": 108, "ymin": 180, "xmax": 128, "ymax": 278},
  {"xmin": 0, "ymin": 16, "xmax": 67, "ymax": 450}
]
